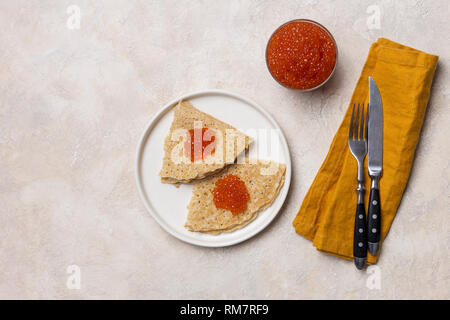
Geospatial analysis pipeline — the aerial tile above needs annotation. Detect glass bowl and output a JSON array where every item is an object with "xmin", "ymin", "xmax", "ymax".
[{"xmin": 265, "ymin": 19, "xmax": 338, "ymax": 91}]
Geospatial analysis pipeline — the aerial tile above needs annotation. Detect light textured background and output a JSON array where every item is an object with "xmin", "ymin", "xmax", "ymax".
[{"xmin": 1, "ymin": 0, "xmax": 449, "ymax": 299}]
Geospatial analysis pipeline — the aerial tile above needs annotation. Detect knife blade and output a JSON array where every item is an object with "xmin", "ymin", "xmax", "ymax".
[{"xmin": 367, "ymin": 76, "xmax": 383, "ymax": 256}]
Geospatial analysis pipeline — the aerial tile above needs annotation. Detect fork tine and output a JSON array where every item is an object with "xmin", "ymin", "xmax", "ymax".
[
  {"xmin": 365, "ymin": 103, "xmax": 369, "ymax": 140},
  {"xmin": 349, "ymin": 103, "xmax": 355, "ymax": 140},
  {"xmin": 359, "ymin": 103, "xmax": 365, "ymax": 140},
  {"xmin": 355, "ymin": 103, "xmax": 360, "ymax": 140}
]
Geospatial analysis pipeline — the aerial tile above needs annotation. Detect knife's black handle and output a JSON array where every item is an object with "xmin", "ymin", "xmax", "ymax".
[
  {"xmin": 353, "ymin": 203, "xmax": 367, "ymax": 269},
  {"xmin": 368, "ymin": 186, "xmax": 381, "ymax": 254}
]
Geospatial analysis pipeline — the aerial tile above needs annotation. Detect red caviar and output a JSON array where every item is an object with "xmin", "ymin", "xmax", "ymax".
[
  {"xmin": 212, "ymin": 174, "xmax": 250, "ymax": 215},
  {"xmin": 266, "ymin": 20, "xmax": 337, "ymax": 90},
  {"xmin": 185, "ymin": 128, "xmax": 215, "ymax": 162}
]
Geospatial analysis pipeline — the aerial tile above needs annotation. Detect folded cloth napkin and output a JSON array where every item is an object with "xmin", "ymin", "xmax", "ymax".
[{"xmin": 292, "ymin": 38, "xmax": 438, "ymax": 264}]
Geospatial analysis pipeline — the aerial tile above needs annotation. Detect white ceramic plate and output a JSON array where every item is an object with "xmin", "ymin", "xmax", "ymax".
[{"xmin": 135, "ymin": 89, "xmax": 291, "ymax": 247}]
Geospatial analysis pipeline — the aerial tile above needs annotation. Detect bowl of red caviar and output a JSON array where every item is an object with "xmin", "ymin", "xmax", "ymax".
[{"xmin": 266, "ymin": 19, "xmax": 338, "ymax": 91}]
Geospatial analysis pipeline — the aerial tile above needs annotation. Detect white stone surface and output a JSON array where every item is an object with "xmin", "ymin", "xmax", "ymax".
[{"xmin": 0, "ymin": 0, "xmax": 449, "ymax": 299}]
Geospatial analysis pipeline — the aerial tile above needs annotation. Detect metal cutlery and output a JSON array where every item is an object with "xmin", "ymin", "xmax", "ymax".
[
  {"xmin": 367, "ymin": 77, "xmax": 383, "ymax": 256},
  {"xmin": 348, "ymin": 103, "xmax": 369, "ymax": 269}
]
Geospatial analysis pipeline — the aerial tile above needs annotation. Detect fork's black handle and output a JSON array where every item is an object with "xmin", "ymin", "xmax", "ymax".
[
  {"xmin": 368, "ymin": 183, "xmax": 381, "ymax": 255},
  {"xmin": 353, "ymin": 203, "xmax": 367, "ymax": 269}
]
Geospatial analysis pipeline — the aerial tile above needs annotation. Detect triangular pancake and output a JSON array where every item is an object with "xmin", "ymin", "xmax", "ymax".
[
  {"xmin": 159, "ymin": 101, "xmax": 252, "ymax": 183},
  {"xmin": 185, "ymin": 160, "xmax": 286, "ymax": 234}
]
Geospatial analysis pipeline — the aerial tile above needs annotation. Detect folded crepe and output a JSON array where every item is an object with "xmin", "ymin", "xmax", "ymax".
[
  {"xmin": 159, "ymin": 101, "xmax": 252, "ymax": 184},
  {"xmin": 185, "ymin": 160, "xmax": 286, "ymax": 234},
  {"xmin": 292, "ymin": 38, "xmax": 438, "ymax": 264}
]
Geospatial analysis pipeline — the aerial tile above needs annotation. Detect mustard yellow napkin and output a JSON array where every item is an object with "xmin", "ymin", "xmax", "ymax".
[{"xmin": 292, "ymin": 38, "xmax": 438, "ymax": 264}]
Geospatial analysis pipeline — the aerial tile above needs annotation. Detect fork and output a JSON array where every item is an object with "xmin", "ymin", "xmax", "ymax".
[{"xmin": 348, "ymin": 103, "xmax": 369, "ymax": 270}]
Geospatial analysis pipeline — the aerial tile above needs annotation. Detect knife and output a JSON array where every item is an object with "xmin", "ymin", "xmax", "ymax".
[{"xmin": 368, "ymin": 77, "xmax": 383, "ymax": 256}]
